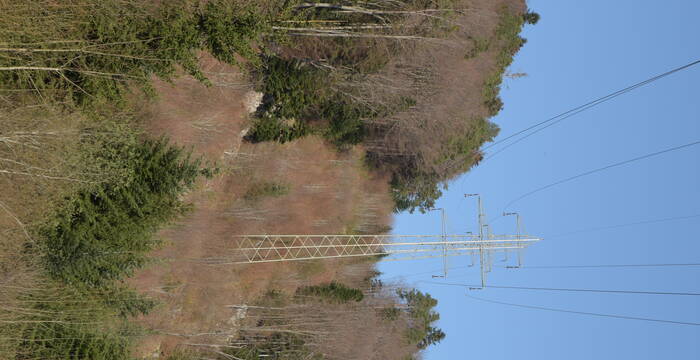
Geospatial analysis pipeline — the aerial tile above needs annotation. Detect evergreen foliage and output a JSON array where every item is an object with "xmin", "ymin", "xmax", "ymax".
[
  {"xmin": 392, "ymin": 6, "xmax": 532, "ymax": 213},
  {"xmin": 380, "ymin": 306, "xmax": 401, "ymax": 321},
  {"xmin": 397, "ymin": 289, "xmax": 446, "ymax": 349},
  {"xmin": 0, "ymin": 2, "xmax": 532, "ymax": 358},
  {"xmin": 391, "ymin": 173, "xmax": 444, "ymax": 214},
  {"xmin": 224, "ymin": 333, "xmax": 323, "ymax": 360},
  {"xmin": 0, "ymin": 0, "xmax": 274, "ymax": 107},
  {"xmin": 523, "ymin": 9, "xmax": 541, "ymax": 25},
  {"xmin": 11, "ymin": 285, "xmax": 139, "ymax": 360},
  {"xmin": 244, "ymin": 181, "xmax": 290, "ymax": 202},
  {"xmin": 483, "ymin": 7, "xmax": 528, "ymax": 116},
  {"xmin": 256, "ymin": 57, "xmax": 329, "ymax": 120},
  {"xmin": 321, "ymin": 99, "xmax": 368, "ymax": 146},
  {"xmin": 247, "ymin": 56, "xmax": 369, "ymax": 144},
  {"xmin": 391, "ymin": 118, "xmax": 498, "ymax": 213},
  {"xmin": 40, "ymin": 137, "xmax": 208, "ymax": 291},
  {"xmin": 247, "ymin": 57, "xmax": 417, "ymax": 145},
  {"xmin": 245, "ymin": 115, "xmax": 311, "ymax": 144},
  {"xmin": 245, "ymin": 3, "xmax": 531, "ymax": 215},
  {"xmin": 18, "ymin": 320, "xmax": 134, "ymax": 360},
  {"xmin": 296, "ymin": 281, "xmax": 364, "ymax": 304}
]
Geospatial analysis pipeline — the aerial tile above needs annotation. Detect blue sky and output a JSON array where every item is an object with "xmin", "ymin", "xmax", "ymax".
[{"xmin": 380, "ymin": 1, "xmax": 700, "ymax": 359}]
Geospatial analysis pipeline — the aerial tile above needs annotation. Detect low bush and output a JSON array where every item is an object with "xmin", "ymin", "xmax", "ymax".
[
  {"xmin": 256, "ymin": 57, "xmax": 329, "ymax": 120},
  {"xmin": 380, "ymin": 307, "xmax": 401, "ymax": 321},
  {"xmin": 224, "ymin": 333, "xmax": 323, "ymax": 360},
  {"xmin": 482, "ymin": 7, "xmax": 528, "ymax": 116},
  {"xmin": 397, "ymin": 289, "xmax": 446, "ymax": 349},
  {"xmin": 7, "ymin": 284, "xmax": 140, "ymax": 360},
  {"xmin": 17, "ymin": 320, "xmax": 135, "ymax": 360},
  {"xmin": 296, "ymin": 281, "xmax": 364, "ymax": 304},
  {"xmin": 248, "ymin": 53, "xmax": 417, "ymax": 146},
  {"xmin": 465, "ymin": 37, "xmax": 491, "ymax": 59},
  {"xmin": 244, "ymin": 181, "xmax": 290, "ymax": 202},
  {"xmin": 245, "ymin": 115, "xmax": 311, "ymax": 143}
]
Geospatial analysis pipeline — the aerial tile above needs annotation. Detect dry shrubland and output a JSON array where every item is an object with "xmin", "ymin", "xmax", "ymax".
[
  {"xmin": 0, "ymin": 0, "xmax": 532, "ymax": 359},
  {"xmin": 247, "ymin": 0, "xmax": 531, "ymax": 212}
]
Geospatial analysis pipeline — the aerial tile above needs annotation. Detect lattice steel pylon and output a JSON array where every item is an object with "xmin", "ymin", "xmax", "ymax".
[{"xmin": 231, "ymin": 195, "xmax": 541, "ymax": 287}]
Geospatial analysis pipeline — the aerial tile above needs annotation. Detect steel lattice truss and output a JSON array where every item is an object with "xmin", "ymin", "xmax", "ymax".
[
  {"xmin": 232, "ymin": 234, "xmax": 540, "ymax": 264},
  {"xmin": 224, "ymin": 196, "xmax": 541, "ymax": 287}
]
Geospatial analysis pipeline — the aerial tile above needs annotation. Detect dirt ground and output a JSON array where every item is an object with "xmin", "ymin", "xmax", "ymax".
[{"xmin": 129, "ymin": 54, "xmax": 393, "ymax": 358}]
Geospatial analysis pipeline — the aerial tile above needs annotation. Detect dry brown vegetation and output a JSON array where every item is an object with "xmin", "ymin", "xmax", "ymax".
[
  {"xmin": 363, "ymin": 0, "xmax": 526, "ymax": 207},
  {"xmin": 231, "ymin": 286, "xmax": 422, "ymax": 360},
  {"xmin": 0, "ymin": 0, "xmax": 531, "ymax": 358},
  {"xmin": 126, "ymin": 54, "xmax": 396, "ymax": 357},
  {"xmin": 251, "ymin": 0, "xmax": 529, "ymax": 212}
]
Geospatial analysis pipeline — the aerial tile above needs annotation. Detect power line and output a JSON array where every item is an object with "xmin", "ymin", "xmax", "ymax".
[
  {"xmin": 463, "ymin": 60, "xmax": 700, "ymax": 205},
  {"xmin": 381, "ymin": 265, "xmax": 475, "ymax": 282},
  {"xmin": 382, "ymin": 263, "xmax": 700, "ymax": 283},
  {"xmin": 422, "ymin": 281, "xmax": 700, "ymax": 296},
  {"xmin": 485, "ymin": 99, "xmax": 628, "ymax": 160},
  {"xmin": 464, "ymin": 293, "xmax": 700, "ymax": 326},
  {"xmin": 503, "ymin": 139, "xmax": 700, "ymax": 210},
  {"xmin": 482, "ymin": 58, "xmax": 700, "ymax": 153},
  {"xmin": 484, "ymin": 106, "xmax": 585, "ymax": 160},
  {"xmin": 503, "ymin": 263, "xmax": 700, "ymax": 270},
  {"xmin": 548, "ymin": 214, "xmax": 700, "ymax": 239}
]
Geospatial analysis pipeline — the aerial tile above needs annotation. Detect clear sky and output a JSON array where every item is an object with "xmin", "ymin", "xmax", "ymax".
[{"xmin": 379, "ymin": 1, "xmax": 700, "ymax": 359}]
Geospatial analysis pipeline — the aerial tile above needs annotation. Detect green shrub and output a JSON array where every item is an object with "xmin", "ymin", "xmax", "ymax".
[
  {"xmin": 0, "ymin": 0, "xmax": 274, "ymax": 107},
  {"xmin": 439, "ymin": 119, "xmax": 499, "ymax": 167},
  {"xmin": 163, "ymin": 348, "xmax": 200, "ymax": 360},
  {"xmin": 40, "ymin": 137, "xmax": 209, "ymax": 291},
  {"xmin": 380, "ymin": 306, "xmax": 401, "ymax": 321},
  {"xmin": 523, "ymin": 9, "xmax": 541, "ymax": 25},
  {"xmin": 391, "ymin": 172, "xmax": 443, "ymax": 214},
  {"xmin": 397, "ymin": 289, "xmax": 445, "ymax": 349},
  {"xmin": 465, "ymin": 37, "xmax": 491, "ymax": 59},
  {"xmin": 482, "ymin": 7, "xmax": 527, "ymax": 116},
  {"xmin": 256, "ymin": 57, "xmax": 329, "ymax": 119},
  {"xmin": 17, "ymin": 321, "xmax": 134, "ymax": 360},
  {"xmin": 100, "ymin": 285, "xmax": 159, "ymax": 318},
  {"xmin": 321, "ymin": 100, "xmax": 367, "ymax": 146},
  {"xmin": 245, "ymin": 116, "xmax": 310, "ymax": 143},
  {"xmin": 296, "ymin": 281, "xmax": 364, "ymax": 304},
  {"xmin": 244, "ymin": 181, "xmax": 290, "ymax": 202},
  {"xmin": 199, "ymin": 1, "xmax": 269, "ymax": 68},
  {"xmin": 248, "ymin": 54, "xmax": 414, "ymax": 146},
  {"xmin": 224, "ymin": 333, "xmax": 323, "ymax": 360},
  {"xmin": 246, "ymin": 57, "xmax": 325, "ymax": 143},
  {"xmin": 10, "ymin": 285, "xmax": 140, "ymax": 360}
]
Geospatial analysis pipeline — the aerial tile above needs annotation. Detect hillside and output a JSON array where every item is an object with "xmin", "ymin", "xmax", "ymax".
[{"xmin": 0, "ymin": 1, "xmax": 534, "ymax": 359}]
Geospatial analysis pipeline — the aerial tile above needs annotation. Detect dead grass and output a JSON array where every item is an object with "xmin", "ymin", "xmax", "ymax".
[
  {"xmin": 365, "ymin": 0, "xmax": 527, "ymax": 182},
  {"xmin": 2, "ymin": 0, "xmax": 526, "ymax": 354},
  {"xmin": 122, "ymin": 1, "xmax": 526, "ymax": 357},
  {"xmin": 128, "ymin": 53, "xmax": 395, "ymax": 358},
  {"xmin": 135, "ymin": 52, "xmax": 250, "ymax": 162},
  {"xmin": 0, "ymin": 0, "xmax": 530, "ymax": 358},
  {"xmin": 0, "ymin": 104, "xmax": 89, "ymax": 357}
]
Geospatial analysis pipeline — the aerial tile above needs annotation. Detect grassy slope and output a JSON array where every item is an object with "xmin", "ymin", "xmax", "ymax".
[{"xmin": 0, "ymin": 0, "xmax": 528, "ymax": 358}]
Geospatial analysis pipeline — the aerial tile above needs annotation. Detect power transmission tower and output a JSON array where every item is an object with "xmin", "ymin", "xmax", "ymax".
[{"xmin": 230, "ymin": 195, "xmax": 541, "ymax": 288}]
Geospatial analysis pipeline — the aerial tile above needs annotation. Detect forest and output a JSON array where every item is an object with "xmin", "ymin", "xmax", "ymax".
[{"xmin": 0, "ymin": 0, "xmax": 535, "ymax": 359}]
